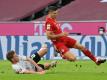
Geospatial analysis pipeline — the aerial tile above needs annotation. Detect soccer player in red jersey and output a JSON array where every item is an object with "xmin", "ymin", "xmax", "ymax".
[{"xmin": 45, "ymin": 6, "xmax": 106, "ymax": 65}]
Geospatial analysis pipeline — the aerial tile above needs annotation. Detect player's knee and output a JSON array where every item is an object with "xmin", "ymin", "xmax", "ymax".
[
  {"xmin": 44, "ymin": 48, "xmax": 48, "ymax": 53},
  {"xmin": 68, "ymin": 57, "xmax": 76, "ymax": 62},
  {"xmin": 75, "ymin": 43, "xmax": 85, "ymax": 51},
  {"xmin": 79, "ymin": 45, "xmax": 85, "ymax": 51}
]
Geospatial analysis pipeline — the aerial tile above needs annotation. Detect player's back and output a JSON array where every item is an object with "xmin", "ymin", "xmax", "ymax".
[{"xmin": 12, "ymin": 56, "xmax": 35, "ymax": 73}]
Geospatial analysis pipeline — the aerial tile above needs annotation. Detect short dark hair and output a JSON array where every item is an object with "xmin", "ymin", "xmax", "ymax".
[
  {"xmin": 47, "ymin": 6, "xmax": 58, "ymax": 13},
  {"xmin": 99, "ymin": 27, "xmax": 105, "ymax": 32},
  {"xmin": 6, "ymin": 51, "xmax": 15, "ymax": 62}
]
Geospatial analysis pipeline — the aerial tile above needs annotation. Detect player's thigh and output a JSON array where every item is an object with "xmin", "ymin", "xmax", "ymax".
[
  {"xmin": 55, "ymin": 43, "xmax": 76, "ymax": 61},
  {"xmin": 73, "ymin": 42, "xmax": 85, "ymax": 51},
  {"xmin": 54, "ymin": 42, "xmax": 69, "ymax": 54},
  {"xmin": 66, "ymin": 37, "xmax": 77, "ymax": 48}
]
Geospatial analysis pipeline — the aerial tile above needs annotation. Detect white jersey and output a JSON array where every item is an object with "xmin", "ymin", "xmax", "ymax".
[{"xmin": 12, "ymin": 56, "xmax": 35, "ymax": 73}]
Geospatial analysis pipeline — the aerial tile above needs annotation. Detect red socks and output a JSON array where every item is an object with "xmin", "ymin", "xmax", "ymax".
[{"xmin": 82, "ymin": 48, "xmax": 97, "ymax": 62}]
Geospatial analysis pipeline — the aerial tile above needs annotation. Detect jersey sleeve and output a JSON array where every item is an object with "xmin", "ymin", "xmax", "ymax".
[
  {"xmin": 45, "ymin": 22, "xmax": 54, "ymax": 31},
  {"xmin": 19, "ymin": 56, "xmax": 27, "ymax": 61},
  {"xmin": 12, "ymin": 65, "xmax": 26, "ymax": 73}
]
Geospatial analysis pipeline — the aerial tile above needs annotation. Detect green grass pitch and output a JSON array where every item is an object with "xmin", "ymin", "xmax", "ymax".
[{"xmin": 0, "ymin": 60, "xmax": 107, "ymax": 80}]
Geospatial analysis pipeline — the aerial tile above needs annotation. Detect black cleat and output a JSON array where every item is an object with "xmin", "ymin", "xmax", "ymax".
[
  {"xmin": 51, "ymin": 61, "xmax": 57, "ymax": 68},
  {"xmin": 96, "ymin": 58, "xmax": 106, "ymax": 65}
]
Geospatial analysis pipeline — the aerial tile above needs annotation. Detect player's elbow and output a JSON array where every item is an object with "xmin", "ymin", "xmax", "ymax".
[
  {"xmin": 46, "ymin": 35, "xmax": 53, "ymax": 39},
  {"xmin": 46, "ymin": 33, "xmax": 55, "ymax": 39}
]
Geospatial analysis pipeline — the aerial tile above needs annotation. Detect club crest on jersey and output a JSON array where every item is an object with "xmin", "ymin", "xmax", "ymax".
[{"xmin": 47, "ymin": 24, "xmax": 51, "ymax": 30}]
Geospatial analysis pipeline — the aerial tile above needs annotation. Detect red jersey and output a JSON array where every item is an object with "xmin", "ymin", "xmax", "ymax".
[
  {"xmin": 45, "ymin": 16, "xmax": 65, "ymax": 43},
  {"xmin": 45, "ymin": 16, "xmax": 76, "ymax": 55}
]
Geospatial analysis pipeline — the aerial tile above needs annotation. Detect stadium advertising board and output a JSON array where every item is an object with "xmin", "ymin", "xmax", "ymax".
[
  {"xmin": 0, "ymin": 21, "xmax": 106, "ymax": 35},
  {"xmin": 0, "ymin": 36, "xmax": 107, "ymax": 60}
]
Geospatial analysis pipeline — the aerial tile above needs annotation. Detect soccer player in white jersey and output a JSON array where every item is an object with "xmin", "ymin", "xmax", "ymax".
[{"xmin": 6, "ymin": 44, "xmax": 57, "ymax": 74}]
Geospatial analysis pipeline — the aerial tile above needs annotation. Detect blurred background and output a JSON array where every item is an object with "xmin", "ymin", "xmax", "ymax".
[{"xmin": 0, "ymin": 0, "xmax": 107, "ymax": 21}]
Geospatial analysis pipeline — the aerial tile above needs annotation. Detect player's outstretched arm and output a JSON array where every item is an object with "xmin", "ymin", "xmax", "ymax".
[
  {"xmin": 36, "ymin": 71, "xmax": 46, "ymax": 74},
  {"xmin": 18, "ymin": 70, "xmax": 46, "ymax": 74}
]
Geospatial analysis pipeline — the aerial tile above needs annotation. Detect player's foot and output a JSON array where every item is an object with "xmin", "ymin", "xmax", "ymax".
[
  {"xmin": 51, "ymin": 61, "xmax": 57, "ymax": 68},
  {"xmin": 96, "ymin": 58, "xmax": 106, "ymax": 65}
]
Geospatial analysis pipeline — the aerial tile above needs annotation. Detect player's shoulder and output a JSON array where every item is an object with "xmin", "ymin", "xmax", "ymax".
[
  {"xmin": 45, "ymin": 18, "xmax": 53, "ymax": 28},
  {"xmin": 46, "ymin": 17, "xmax": 53, "ymax": 23},
  {"xmin": 19, "ymin": 55, "xmax": 27, "ymax": 60},
  {"xmin": 12, "ymin": 64, "xmax": 18, "ymax": 68},
  {"xmin": 46, "ymin": 16, "xmax": 50, "ymax": 20},
  {"xmin": 12, "ymin": 63, "xmax": 22, "ymax": 73}
]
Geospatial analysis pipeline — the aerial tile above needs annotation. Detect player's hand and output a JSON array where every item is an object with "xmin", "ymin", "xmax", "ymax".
[
  {"xmin": 37, "ymin": 66, "xmax": 43, "ymax": 72},
  {"xmin": 61, "ymin": 32, "xmax": 69, "ymax": 36}
]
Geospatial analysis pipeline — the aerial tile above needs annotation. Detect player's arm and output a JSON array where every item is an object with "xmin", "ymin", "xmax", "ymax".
[
  {"xmin": 46, "ymin": 23, "xmax": 68, "ymax": 39},
  {"xmin": 18, "ymin": 70, "xmax": 45, "ymax": 74},
  {"xmin": 46, "ymin": 30, "xmax": 68, "ymax": 39}
]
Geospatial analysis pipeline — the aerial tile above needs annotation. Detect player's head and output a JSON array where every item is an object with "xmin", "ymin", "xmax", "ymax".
[
  {"xmin": 98, "ymin": 27, "xmax": 105, "ymax": 35},
  {"xmin": 47, "ymin": 6, "xmax": 58, "ymax": 19},
  {"xmin": 6, "ymin": 51, "xmax": 19, "ymax": 63}
]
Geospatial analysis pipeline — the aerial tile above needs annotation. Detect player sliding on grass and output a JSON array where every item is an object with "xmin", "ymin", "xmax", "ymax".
[
  {"xmin": 6, "ymin": 44, "xmax": 57, "ymax": 74},
  {"xmin": 45, "ymin": 6, "xmax": 106, "ymax": 65}
]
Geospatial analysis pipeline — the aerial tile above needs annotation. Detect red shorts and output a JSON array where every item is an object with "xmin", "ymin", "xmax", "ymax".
[{"xmin": 54, "ymin": 37, "xmax": 76, "ymax": 55}]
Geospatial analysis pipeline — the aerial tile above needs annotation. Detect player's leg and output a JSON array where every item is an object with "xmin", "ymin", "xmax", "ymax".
[
  {"xmin": 62, "ymin": 51, "xmax": 76, "ymax": 62},
  {"xmin": 37, "ymin": 44, "xmax": 48, "ymax": 57},
  {"xmin": 30, "ymin": 44, "xmax": 48, "ymax": 63},
  {"xmin": 73, "ymin": 42, "xmax": 106, "ymax": 65},
  {"xmin": 55, "ymin": 43, "xmax": 76, "ymax": 62},
  {"xmin": 34, "ymin": 64, "xmax": 45, "ymax": 72},
  {"xmin": 35, "ymin": 61, "xmax": 57, "ymax": 71},
  {"xmin": 43, "ymin": 61, "xmax": 57, "ymax": 70}
]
